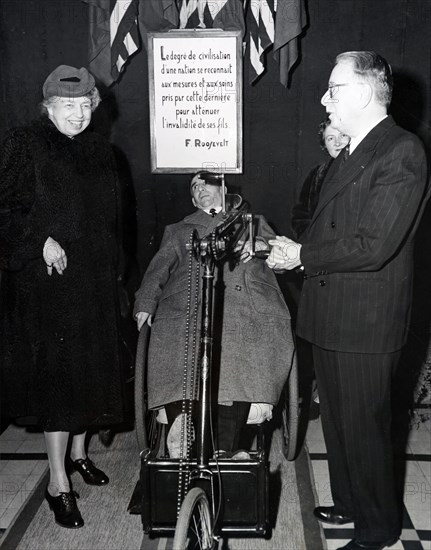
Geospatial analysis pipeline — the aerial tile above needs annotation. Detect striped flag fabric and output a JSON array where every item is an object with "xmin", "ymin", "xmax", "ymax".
[
  {"xmin": 178, "ymin": 0, "xmax": 245, "ymax": 34},
  {"xmin": 247, "ymin": 0, "xmax": 275, "ymax": 84},
  {"xmin": 82, "ymin": 0, "xmax": 305, "ymax": 88},
  {"xmin": 179, "ymin": 0, "xmax": 201, "ymax": 28},
  {"xmin": 111, "ymin": 0, "xmax": 140, "ymax": 79},
  {"xmin": 273, "ymin": 0, "xmax": 307, "ymax": 87},
  {"xmin": 82, "ymin": 0, "xmax": 140, "ymax": 86}
]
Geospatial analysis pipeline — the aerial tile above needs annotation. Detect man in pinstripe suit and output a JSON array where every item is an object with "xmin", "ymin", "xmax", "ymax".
[{"xmin": 267, "ymin": 51, "xmax": 429, "ymax": 550}]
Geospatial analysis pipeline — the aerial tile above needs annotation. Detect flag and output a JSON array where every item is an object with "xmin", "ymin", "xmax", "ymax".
[
  {"xmin": 212, "ymin": 0, "xmax": 245, "ymax": 33},
  {"xmin": 111, "ymin": 0, "xmax": 140, "ymax": 79},
  {"xmin": 178, "ymin": 0, "xmax": 245, "ymax": 34},
  {"xmin": 179, "ymin": 0, "xmax": 200, "ymax": 28},
  {"xmin": 246, "ymin": 0, "xmax": 275, "ymax": 84},
  {"xmin": 138, "ymin": 0, "xmax": 179, "ymax": 49},
  {"xmin": 82, "ymin": 0, "xmax": 140, "ymax": 86},
  {"xmin": 273, "ymin": 0, "xmax": 307, "ymax": 87}
]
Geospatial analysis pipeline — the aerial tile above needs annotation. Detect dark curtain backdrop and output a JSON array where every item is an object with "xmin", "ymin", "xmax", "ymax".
[
  {"xmin": 1, "ymin": 0, "xmax": 430, "ymax": 273},
  {"xmin": 0, "ymin": 0, "xmax": 430, "ymax": 423},
  {"xmin": 1, "ymin": 0, "xmax": 429, "ymax": 273}
]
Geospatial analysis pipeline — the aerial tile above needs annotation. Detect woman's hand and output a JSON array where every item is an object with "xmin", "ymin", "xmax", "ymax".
[
  {"xmin": 135, "ymin": 312, "xmax": 152, "ymax": 331},
  {"xmin": 43, "ymin": 237, "xmax": 67, "ymax": 276}
]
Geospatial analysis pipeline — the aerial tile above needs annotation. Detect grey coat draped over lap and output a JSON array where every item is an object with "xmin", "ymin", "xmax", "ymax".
[
  {"xmin": 134, "ymin": 208, "xmax": 294, "ymax": 410},
  {"xmin": 0, "ymin": 118, "xmax": 124, "ymax": 431}
]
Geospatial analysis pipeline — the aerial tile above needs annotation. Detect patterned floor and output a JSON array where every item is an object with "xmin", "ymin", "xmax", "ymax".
[
  {"xmin": 0, "ymin": 410, "xmax": 429, "ymax": 549},
  {"xmin": 306, "ymin": 408, "xmax": 431, "ymax": 550},
  {"xmin": 0, "ymin": 426, "xmax": 48, "ymax": 540}
]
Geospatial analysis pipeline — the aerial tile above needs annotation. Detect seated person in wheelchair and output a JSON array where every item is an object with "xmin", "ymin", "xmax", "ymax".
[{"xmin": 134, "ymin": 171, "xmax": 295, "ymax": 458}]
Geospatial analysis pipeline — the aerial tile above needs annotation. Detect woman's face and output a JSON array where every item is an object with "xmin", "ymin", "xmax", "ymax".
[
  {"xmin": 47, "ymin": 96, "xmax": 92, "ymax": 137},
  {"xmin": 323, "ymin": 125, "xmax": 350, "ymax": 158}
]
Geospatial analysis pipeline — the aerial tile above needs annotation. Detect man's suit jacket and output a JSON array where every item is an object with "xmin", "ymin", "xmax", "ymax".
[{"xmin": 296, "ymin": 116, "xmax": 428, "ymax": 353}]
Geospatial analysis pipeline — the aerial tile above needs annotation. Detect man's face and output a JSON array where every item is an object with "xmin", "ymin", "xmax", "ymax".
[
  {"xmin": 323, "ymin": 125, "xmax": 350, "ymax": 158},
  {"xmin": 321, "ymin": 61, "xmax": 364, "ymax": 136},
  {"xmin": 191, "ymin": 176, "xmax": 223, "ymax": 210},
  {"xmin": 47, "ymin": 96, "xmax": 92, "ymax": 137}
]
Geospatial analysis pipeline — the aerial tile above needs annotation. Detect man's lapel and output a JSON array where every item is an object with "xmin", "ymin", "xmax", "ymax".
[
  {"xmin": 311, "ymin": 149, "xmax": 373, "ymax": 221},
  {"xmin": 309, "ymin": 116, "xmax": 396, "ymax": 226}
]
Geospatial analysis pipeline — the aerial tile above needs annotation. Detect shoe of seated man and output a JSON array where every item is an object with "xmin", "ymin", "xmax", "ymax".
[
  {"xmin": 213, "ymin": 449, "xmax": 231, "ymax": 459},
  {"xmin": 231, "ymin": 449, "xmax": 251, "ymax": 460},
  {"xmin": 213, "ymin": 449, "xmax": 251, "ymax": 460}
]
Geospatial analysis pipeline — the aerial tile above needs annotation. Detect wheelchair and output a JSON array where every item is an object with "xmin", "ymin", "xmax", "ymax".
[{"xmin": 134, "ymin": 206, "xmax": 300, "ymax": 549}]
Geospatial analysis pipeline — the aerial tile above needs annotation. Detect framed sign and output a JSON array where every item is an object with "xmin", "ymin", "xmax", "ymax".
[{"xmin": 148, "ymin": 30, "xmax": 243, "ymax": 174}]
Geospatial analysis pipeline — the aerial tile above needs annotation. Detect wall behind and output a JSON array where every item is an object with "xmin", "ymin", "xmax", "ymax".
[{"xmin": 1, "ymin": 0, "xmax": 430, "ymax": 276}]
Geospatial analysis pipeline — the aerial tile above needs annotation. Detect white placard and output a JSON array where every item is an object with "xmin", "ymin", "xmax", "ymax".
[{"xmin": 148, "ymin": 30, "xmax": 243, "ymax": 174}]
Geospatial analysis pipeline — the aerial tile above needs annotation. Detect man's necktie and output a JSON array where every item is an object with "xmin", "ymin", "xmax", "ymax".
[{"xmin": 209, "ymin": 208, "xmax": 217, "ymax": 217}]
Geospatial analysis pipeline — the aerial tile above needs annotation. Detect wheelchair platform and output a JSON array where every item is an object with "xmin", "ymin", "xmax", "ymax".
[{"xmin": 140, "ymin": 450, "xmax": 269, "ymax": 536}]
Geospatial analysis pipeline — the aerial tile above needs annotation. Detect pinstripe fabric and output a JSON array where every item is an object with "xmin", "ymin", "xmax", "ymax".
[
  {"xmin": 297, "ymin": 116, "xmax": 429, "ymax": 353},
  {"xmin": 296, "ymin": 116, "xmax": 428, "ymax": 543},
  {"xmin": 313, "ymin": 347, "xmax": 402, "ymax": 541}
]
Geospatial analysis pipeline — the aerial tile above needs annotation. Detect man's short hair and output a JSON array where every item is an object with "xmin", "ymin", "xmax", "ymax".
[{"xmin": 335, "ymin": 51, "xmax": 393, "ymax": 107}]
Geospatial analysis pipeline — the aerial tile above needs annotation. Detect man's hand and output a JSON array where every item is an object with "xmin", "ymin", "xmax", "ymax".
[
  {"xmin": 234, "ymin": 239, "xmax": 269, "ymax": 263},
  {"xmin": 266, "ymin": 236, "xmax": 302, "ymax": 270},
  {"xmin": 136, "ymin": 311, "xmax": 152, "ymax": 331},
  {"xmin": 43, "ymin": 236, "xmax": 67, "ymax": 276}
]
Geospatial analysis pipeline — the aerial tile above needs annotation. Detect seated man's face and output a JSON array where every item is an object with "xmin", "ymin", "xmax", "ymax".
[{"xmin": 191, "ymin": 176, "xmax": 223, "ymax": 210}]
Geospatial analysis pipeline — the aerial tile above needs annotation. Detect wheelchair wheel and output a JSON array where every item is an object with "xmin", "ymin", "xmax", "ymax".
[
  {"xmin": 173, "ymin": 487, "xmax": 214, "ymax": 550},
  {"xmin": 282, "ymin": 352, "xmax": 300, "ymax": 461},
  {"xmin": 134, "ymin": 324, "xmax": 160, "ymax": 454}
]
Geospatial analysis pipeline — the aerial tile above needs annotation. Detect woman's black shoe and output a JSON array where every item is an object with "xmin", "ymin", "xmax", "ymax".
[
  {"xmin": 69, "ymin": 456, "xmax": 109, "ymax": 485},
  {"xmin": 45, "ymin": 488, "xmax": 84, "ymax": 529}
]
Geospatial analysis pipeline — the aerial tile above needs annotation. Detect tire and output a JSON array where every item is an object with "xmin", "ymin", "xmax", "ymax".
[
  {"xmin": 134, "ymin": 324, "xmax": 160, "ymax": 454},
  {"xmin": 173, "ymin": 487, "xmax": 214, "ymax": 550},
  {"xmin": 282, "ymin": 352, "xmax": 300, "ymax": 461}
]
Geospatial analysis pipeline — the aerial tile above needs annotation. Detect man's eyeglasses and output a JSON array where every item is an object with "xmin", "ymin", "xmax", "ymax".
[{"xmin": 325, "ymin": 82, "xmax": 365, "ymax": 100}]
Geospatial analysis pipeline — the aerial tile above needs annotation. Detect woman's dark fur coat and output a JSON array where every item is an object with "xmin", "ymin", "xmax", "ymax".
[{"xmin": 0, "ymin": 118, "xmax": 124, "ymax": 431}]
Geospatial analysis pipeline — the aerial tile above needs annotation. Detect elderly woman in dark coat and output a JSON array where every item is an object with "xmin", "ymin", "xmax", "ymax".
[
  {"xmin": 0, "ymin": 65, "xmax": 124, "ymax": 528},
  {"xmin": 134, "ymin": 172, "xmax": 295, "ymax": 458}
]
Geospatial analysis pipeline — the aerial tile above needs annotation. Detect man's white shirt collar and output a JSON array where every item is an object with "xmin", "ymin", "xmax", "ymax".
[
  {"xmin": 349, "ymin": 115, "xmax": 388, "ymax": 155},
  {"xmin": 203, "ymin": 206, "xmax": 222, "ymax": 215}
]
